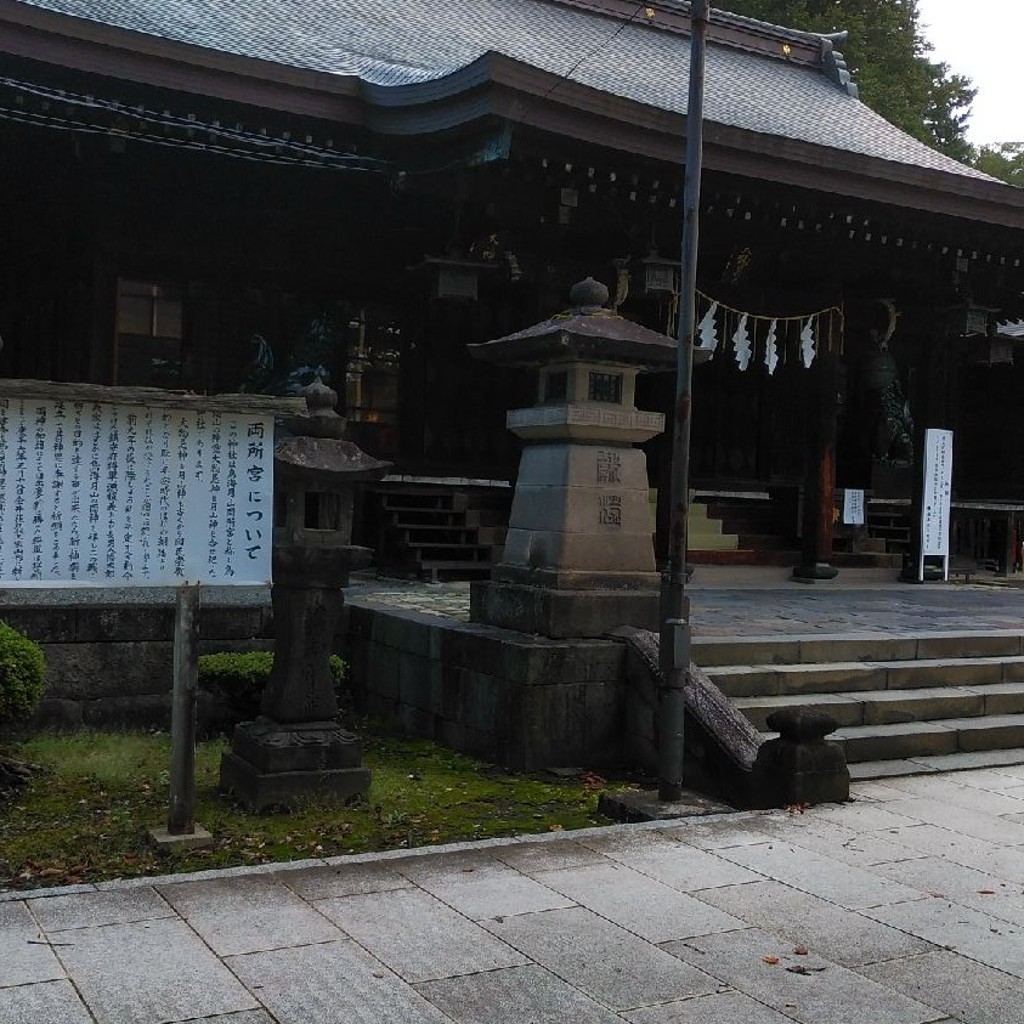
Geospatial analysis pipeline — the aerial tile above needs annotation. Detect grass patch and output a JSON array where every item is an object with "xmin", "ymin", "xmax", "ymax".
[{"xmin": 0, "ymin": 725, "xmax": 613, "ymax": 891}]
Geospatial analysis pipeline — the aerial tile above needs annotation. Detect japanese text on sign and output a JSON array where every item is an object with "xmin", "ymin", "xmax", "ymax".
[
  {"xmin": 921, "ymin": 428, "xmax": 953, "ymax": 558},
  {"xmin": 0, "ymin": 399, "xmax": 274, "ymax": 585}
]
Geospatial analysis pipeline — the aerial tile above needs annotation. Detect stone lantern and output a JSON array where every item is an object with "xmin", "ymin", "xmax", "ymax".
[
  {"xmin": 469, "ymin": 277, "xmax": 697, "ymax": 638},
  {"xmin": 219, "ymin": 379, "xmax": 390, "ymax": 811}
]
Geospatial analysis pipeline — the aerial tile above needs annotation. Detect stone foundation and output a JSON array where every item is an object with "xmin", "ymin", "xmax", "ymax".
[
  {"xmin": 347, "ymin": 602, "xmax": 626, "ymax": 769},
  {"xmin": 0, "ymin": 594, "xmax": 303, "ymax": 731}
]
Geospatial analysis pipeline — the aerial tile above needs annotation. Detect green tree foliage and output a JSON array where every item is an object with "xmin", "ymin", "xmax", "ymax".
[
  {"xmin": 198, "ymin": 651, "xmax": 346, "ymax": 722},
  {"xmin": 974, "ymin": 142, "xmax": 1024, "ymax": 187},
  {"xmin": 0, "ymin": 622, "xmax": 44, "ymax": 724},
  {"xmin": 718, "ymin": 0, "xmax": 975, "ymax": 161}
]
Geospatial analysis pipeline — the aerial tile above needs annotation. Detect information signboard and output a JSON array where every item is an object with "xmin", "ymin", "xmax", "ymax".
[
  {"xmin": 0, "ymin": 395, "xmax": 275, "ymax": 586},
  {"xmin": 918, "ymin": 427, "xmax": 954, "ymax": 581},
  {"xmin": 842, "ymin": 488, "xmax": 865, "ymax": 526}
]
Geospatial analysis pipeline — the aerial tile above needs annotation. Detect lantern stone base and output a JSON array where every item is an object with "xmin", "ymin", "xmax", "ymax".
[
  {"xmin": 219, "ymin": 716, "xmax": 369, "ymax": 812},
  {"xmin": 470, "ymin": 580, "xmax": 660, "ymax": 639}
]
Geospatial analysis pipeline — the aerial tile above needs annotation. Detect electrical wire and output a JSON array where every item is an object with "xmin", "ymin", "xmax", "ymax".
[
  {"xmin": 0, "ymin": 75, "xmax": 388, "ymax": 172},
  {"xmin": 542, "ymin": 3, "xmax": 654, "ymax": 100}
]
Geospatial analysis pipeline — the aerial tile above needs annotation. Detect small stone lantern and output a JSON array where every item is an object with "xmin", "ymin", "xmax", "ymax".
[
  {"xmin": 220, "ymin": 379, "xmax": 390, "ymax": 811},
  {"xmin": 468, "ymin": 277, "xmax": 701, "ymax": 638}
]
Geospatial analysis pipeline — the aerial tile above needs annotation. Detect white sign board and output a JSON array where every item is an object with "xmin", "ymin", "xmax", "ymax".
[
  {"xmin": 0, "ymin": 397, "xmax": 274, "ymax": 586},
  {"xmin": 919, "ymin": 427, "xmax": 953, "ymax": 581},
  {"xmin": 842, "ymin": 488, "xmax": 865, "ymax": 526}
]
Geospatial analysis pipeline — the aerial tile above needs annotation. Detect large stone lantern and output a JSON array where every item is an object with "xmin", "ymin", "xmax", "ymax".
[
  {"xmin": 220, "ymin": 379, "xmax": 390, "ymax": 811},
  {"xmin": 469, "ymin": 278, "xmax": 688, "ymax": 638}
]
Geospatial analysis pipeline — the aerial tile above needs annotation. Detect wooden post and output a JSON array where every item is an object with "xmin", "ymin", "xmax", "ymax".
[
  {"xmin": 794, "ymin": 348, "xmax": 840, "ymax": 581},
  {"xmin": 151, "ymin": 583, "xmax": 212, "ymax": 847},
  {"xmin": 168, "ymin": 583, "xmax": 200, "ymax": 834}
]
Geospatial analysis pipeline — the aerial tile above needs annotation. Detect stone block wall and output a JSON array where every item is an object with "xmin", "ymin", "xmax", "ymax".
[
  {"xmin": 0, "ymin": 601, "xmax": 276, "ymax": 730},
  {"xmin": 347, "ymin": 602, "xmax": 626, "ymax": 769}
]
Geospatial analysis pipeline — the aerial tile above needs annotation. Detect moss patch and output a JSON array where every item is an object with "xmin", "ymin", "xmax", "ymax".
[{"xmin": 0, "ymin": 726, "xmax": 612, "ymax": 891}]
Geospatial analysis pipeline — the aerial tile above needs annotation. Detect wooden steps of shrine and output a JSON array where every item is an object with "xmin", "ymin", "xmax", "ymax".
[
  {"xmin": 696, "ymin": 631, "xmax": 1024, "ymax": 778},
  {"xmin": 374, "ymin": 484, "xmax": 511, "ymax": 582}
]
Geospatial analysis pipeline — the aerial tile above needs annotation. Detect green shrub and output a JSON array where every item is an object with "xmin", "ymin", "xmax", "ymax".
[
  {"xmin": 198, "ymin": 650, "xmax": 346, "ymax": 721},
  {"xmin": 0, "ymin": 621, "xmax": 45, "ymax": 723}
]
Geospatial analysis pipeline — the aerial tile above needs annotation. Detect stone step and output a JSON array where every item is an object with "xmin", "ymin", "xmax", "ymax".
[
  {"xmin": 735, "ymin": 681, "xmax": 1024, "ymax": 730},
  {"xmin": 848, "ymin": 747, "xmax": 1024, "ymax": 780},
  {"xmin": 829, "ymin": 714, "xmax": 1024, "ymax": 763},
  {"xmin": 702, "ymin": 629, "xmax": 1024, "ymax": 778},
  {"xmin": 695, "ymin": 631, "xmax": 1024, "ymax": 668},
  {"xmin": 708, "ymin": 655, "xmax": 1024, "ymax": 698}
]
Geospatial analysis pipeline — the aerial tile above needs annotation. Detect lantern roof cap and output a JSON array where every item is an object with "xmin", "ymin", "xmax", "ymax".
[
  {"xmin": 276, "ymin": 377, "xmax": 391, "ymax": 485},
  {"xmin": 275, "ymin": 436, "xmax": 391, "ymax": 487},
  {"xmin": 469, "ymin": 277, "xmax": 703, "ymax": 371}
]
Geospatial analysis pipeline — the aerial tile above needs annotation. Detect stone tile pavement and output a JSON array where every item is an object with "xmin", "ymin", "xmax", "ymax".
[
  {"xmin": 8, "ymin": 767, "xmax": 1024, "ymax": 1022},
  {"xmin": 345, "ymin": 567, "xmax": 1024, "ymax": 637}
]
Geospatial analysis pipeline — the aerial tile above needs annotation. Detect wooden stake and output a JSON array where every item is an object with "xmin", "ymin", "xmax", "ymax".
[{"xmin": 168, "ymin": 584, "xmax": 201, "ymax": 834}]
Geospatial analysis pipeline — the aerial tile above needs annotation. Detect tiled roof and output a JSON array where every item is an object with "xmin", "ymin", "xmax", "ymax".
[{"xmin": 11, "ymin": 0, "xmax": 993, "ymax": 181}]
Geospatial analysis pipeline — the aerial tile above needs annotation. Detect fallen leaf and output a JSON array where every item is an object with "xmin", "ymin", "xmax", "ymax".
[
  {"xmin": 762, "ymin": 955, "xmax": 780, "ymax": 965},
  {"xmin": 548, "ymin": 824, "xmax": 564, "ymax": 832},
  {"xmin": 977, "ymin": 889, "xmax": 996, "ymax": 895},
  {"xmin": 793, "ymin": 945, "xmax": 809, "ymax": 956}
]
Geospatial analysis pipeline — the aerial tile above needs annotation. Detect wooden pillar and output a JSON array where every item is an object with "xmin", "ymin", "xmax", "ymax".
[
  {"xmin": 904, "ymin": 327, "xmax": 952, "ymax": 580},
  {"xmin": 794, "ymin": 347, "xmax": 840, "ymax": 581}
]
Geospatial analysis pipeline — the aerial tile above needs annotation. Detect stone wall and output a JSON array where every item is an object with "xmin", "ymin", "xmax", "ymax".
[
  {"xmin": 1, "ymin": 600, "xmax": 275, "ymax": 731},
  {"xmin": 3, "ymin": 592, "xmax": 629, "ymax": 769},
  {"xmin": 347, "ymin": 602, "xmax": 626, "ymax": 769}
]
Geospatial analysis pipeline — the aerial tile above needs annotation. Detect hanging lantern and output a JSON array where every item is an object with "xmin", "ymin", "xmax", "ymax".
[
  {"xmin": 967, "ymin": 331, "xmax": 1015, "ymax": 366},
  {"xmin": 943, "ymin": 305, "xmax": 1010, "ymax": 365},
  {"xmin": 411, "ymin": 257, "xmax": 497, "ymax": 301},
  {"xmin": 642, "ymin": 252, "xmax": 680, "ymax": 295},
  {"xmin": 943, "ymin": 303, "xmax": 999, "ymax": 338}
]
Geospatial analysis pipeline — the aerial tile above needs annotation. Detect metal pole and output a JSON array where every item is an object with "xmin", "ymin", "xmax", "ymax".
[
  {"xmin": 659, "ymin": 0, "xmax": 710, "ymax": 801},
  {"xmin": 168, "ymin": 583, "xmax": 201, "ymax": 835}
]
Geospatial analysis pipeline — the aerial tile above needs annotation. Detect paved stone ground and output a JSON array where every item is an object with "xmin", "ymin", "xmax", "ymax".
[
  {"xmin": 7, "ymin": 766, "xmax": 1024, "ymax": 1022},
  {"xmin": 346, "ymin": 567, "xmax": 1024, "ymax": 637}
]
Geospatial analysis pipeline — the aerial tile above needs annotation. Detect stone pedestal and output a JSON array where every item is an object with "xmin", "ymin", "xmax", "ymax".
[
  {"xmin": 752, "ymin": 709, "xmax": 849, "ymax": 807},
  {"xmin": 473, "ymin": 438, "xmax": 662, "ymax": 637},
  {"xmin": 220, "ymin": 717, "xmax": 369, "ymax": 811}
]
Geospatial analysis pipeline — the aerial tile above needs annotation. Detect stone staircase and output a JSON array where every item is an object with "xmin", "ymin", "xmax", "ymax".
[
  {"xmin": 374, "ymin": 485, "xmax": 510, "ymax": 581},
  {"xmin": 695, "ymin": 631, "xmax": 1024, "ymax": 780},
  {"xmin": 687, "ymin": 494, "xmax": 901, "ymax": 570}
]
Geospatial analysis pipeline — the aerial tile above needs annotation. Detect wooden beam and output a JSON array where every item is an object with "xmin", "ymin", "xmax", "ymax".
[{"xmin": 0, "ymin": 378, "xmax": 306, "ymax": 416}]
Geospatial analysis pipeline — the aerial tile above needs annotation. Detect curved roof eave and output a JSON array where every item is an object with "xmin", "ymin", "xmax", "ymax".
[
  {"xmin": 369, "ymin": 52, "xmax": 1024, "ymax": 229},
  {"xmin": 2, "ymin": 0, "xmax": 1022, "ymax": 229}
]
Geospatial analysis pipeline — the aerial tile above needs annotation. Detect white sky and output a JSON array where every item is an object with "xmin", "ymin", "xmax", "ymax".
[{"xmin": 916, "ymin": 0, "xmax": 1022, "ymax": 146}]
